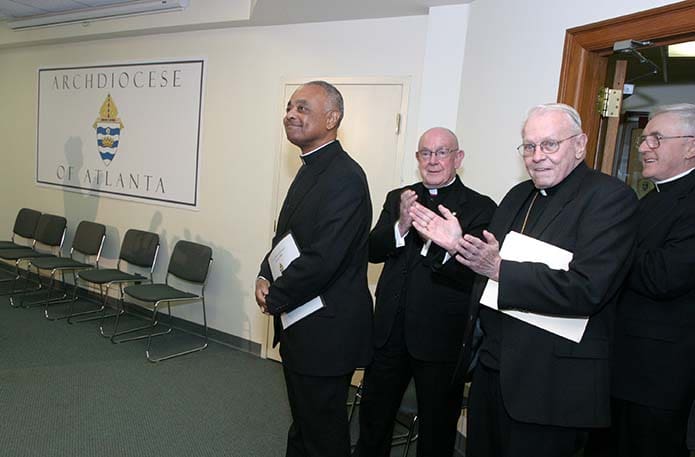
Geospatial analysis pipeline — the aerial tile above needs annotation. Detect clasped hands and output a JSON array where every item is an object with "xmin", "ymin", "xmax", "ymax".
[{"xmin": 405, "ymin": 194, "xmax": 501, "ymax": 281}]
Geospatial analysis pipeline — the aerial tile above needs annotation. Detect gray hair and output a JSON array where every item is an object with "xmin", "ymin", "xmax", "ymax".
[
  {"xmin": 305, "ymin": 80, "xmax": 344, "ymax": 126},
  {"xmin": 650, "ymin": 103, "xmax": 695, "ymax": 133},
  {"xmin": 522, "ymin": 103, "xmax": 583, "ymax": 135}
]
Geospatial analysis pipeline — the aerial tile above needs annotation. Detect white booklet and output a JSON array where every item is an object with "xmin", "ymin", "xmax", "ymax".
[
  {"xmin": 268, "ymin": 232, "xmax": 325, "ymax": 329},
  {"xmin": 480, "ymin": 231, "xmax": 589, "ymax": 343}
]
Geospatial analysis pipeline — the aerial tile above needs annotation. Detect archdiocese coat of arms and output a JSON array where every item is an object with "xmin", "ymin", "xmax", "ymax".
[{"xmin": 92, "ymin": 94, "xmax": 124, "ymax": 166}]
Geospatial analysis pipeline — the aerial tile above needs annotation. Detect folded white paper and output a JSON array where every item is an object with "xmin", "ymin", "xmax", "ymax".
[
  {"xmin": 480, "ymin": 231, "xmax": 588, "ymax": 343},
  {"xmin": 268, "ymin": 232, "xmax": 325, "ymax": 329}
]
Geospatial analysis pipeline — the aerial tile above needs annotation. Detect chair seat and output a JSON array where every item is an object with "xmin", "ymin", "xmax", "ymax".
[
  {"xmin": 30, "ymin": 257, "xmax": 92, "ymax": 271},
  {"xmin": 124, "ymin": 284, "xmax": 199, "ymax": 302},
  {"xmin": 78, "ymin": 268, "xmax": 146, "ymax": 284},
  {"xmin": 0, "ymin": 241, "xmax": 26, "ymax": 250},
  {"xmin": 0, "ymin": 248, "xmax": 56, "ymax": 261}
]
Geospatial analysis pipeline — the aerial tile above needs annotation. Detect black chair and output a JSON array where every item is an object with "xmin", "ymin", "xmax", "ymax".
[
  {"xmin": 121, "ymin": 240, "xmax": 213, "ymax": 363},
  {"xmin": 349, "ymin": 379, "xmax": 469, "ymax": 457},
  {"xmin": 0, "ymin": 208, "xmax": 41, "ymax": 281},
  {"xmin": 27, "ymin": 221, "xmax": 106, "ymax": 321},
  {"xmin": 0, "ymin": 208, "xmax": 42, "ymax": 250},
  {"xmin": 0, "ymin": 214, "xmax": 67, "ymax": 307},
  {"xmin": 391, "ymin": 381, "xmax": 418, "ymax": 456},
  {"xmin": 75, "ymin": 229, "xmax": 159, "ymax": 333},
  {"xmin": 687, "ymin": 399, "xmax": 694, "ymax": 451},
  {"xmin": 347, "ymin": 376, "xmax": 418, "ymax": 456}
]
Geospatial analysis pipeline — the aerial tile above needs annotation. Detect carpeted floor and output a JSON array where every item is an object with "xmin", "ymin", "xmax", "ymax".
[
  {"xmin": 0, "ymin": 282, "xmax": 421, "ymax": 457},
  {"xmin": 0, "ymin": 288, "xmax": 292, "ymax": 457}
]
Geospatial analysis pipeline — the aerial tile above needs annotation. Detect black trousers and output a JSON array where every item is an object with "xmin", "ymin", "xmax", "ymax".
[
  {"xmin": 585, "ymin": 397, "xmax": 690, "ymax": 457},
  {"xmin": 283, "ymin": 365, "xmax": 353, "ymax": 457},
  {"xmin": 467, "ymin": 363, "xmax": 588, "ymax": 457},
  {"xmin": 353, "ymin": 311, "xmax": 465, "ymax": 457}
]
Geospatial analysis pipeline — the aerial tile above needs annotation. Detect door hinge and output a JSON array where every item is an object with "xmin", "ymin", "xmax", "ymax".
[
  {"xmin": 395, "ymin": 113, "xmax": 402, "ymax": 134},
  {"xmin": 597, "ymin": 88, "xmax": 622, "ymax": 118}
]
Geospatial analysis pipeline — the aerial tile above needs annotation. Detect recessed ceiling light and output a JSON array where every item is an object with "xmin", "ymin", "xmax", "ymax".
[{"xmin": 668, "ymin": 41, "xmax": 695, "ymax": 57}]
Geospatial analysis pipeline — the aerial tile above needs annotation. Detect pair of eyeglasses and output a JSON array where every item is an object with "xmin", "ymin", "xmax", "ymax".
[
  {"xmin": 635, "ymin": 134, "xmax": 695, "ymax": 150},
  {"xmin": 516, "ymin": 133, "xmax": 582, "ymax": 157},
  {"xmin": 416, "ymin": 148, "xmax": 456, "ymax": 160}
]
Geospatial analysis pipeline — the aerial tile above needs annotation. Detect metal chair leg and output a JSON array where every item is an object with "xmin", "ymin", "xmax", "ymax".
[{"xmin": 145, "ymin": 298, "xmax": 209, "ymax": 363}]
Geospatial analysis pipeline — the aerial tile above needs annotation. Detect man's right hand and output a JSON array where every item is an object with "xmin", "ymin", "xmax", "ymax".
[
  {"xmin": 255, "ymin": 277, "xmax": 271, "ymax": 314},
  {"xmin": 397, "ymin": 189, "xmax": 419, "ymax": 236}
]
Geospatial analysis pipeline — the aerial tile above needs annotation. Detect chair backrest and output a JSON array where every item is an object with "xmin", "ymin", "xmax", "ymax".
[
  {"xmin": 71, "ymin": 221, "xmax": 106, "ymax": 257},
  {"xmin": 119, "ymin": 229, "xmax": 159, "ymax": 268},
  {"xmin": 33, "ymin": 214, "xmax": 67, "ymax": 248},
  {"xmin": 12, "ymin": 208, "xmax": 41, "ymax": 239},
  {"xmin": 168, "ymin": 240, "xmax": 212, "ymax": 284}
]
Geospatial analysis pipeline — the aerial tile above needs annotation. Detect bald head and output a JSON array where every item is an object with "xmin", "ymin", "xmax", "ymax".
[{"xmin": 417, "ymin": 127, "xmax": 464, "ymax": 188}]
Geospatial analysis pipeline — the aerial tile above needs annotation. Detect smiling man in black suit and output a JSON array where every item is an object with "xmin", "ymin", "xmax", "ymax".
[
  {"xmin": 256, "ymin": 81, "xmax": 373, "ymax": 457},
  {"xmin": 607, "ymin": 103, "xmax": 695, "ymax": 457},
  {"xmin": 354, "ymin": 127, "xmax": 495, "ymax": 457},
  {"xmin": 411, "ymin": 104, "xmax": 638, "ymax": 457}
]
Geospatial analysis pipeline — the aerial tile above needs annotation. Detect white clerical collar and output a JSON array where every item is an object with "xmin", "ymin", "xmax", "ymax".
[
  {"xmin": 425, "ymin": 176, "xmax": 457, "ymax": 196},
  {"xmin": 654, "ymin": 167, "xmax": 695, "ymax": 192},
  {"xmin": 300, "ymin": 140, "xmax": 336, "ymax": 162}
]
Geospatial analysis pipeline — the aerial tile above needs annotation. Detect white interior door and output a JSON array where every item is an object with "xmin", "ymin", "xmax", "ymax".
[{"xmin": 265, "ymin": 80, "xmax": 408, "ymax": 361}]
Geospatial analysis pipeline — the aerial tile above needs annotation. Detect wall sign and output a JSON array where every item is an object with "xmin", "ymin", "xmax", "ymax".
[{"xmin": 37, "ymin": 60, "xmax": 205, "ymax": 207}]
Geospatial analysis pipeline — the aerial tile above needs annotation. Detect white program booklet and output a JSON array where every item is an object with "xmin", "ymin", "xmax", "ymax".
[
  {"xmin": 480, "ymin": 231, "xmax": 589, "ymax": 343},
  {"xmin": 268, "ymin": 232, "xmax": 325, "ymax": 329}
]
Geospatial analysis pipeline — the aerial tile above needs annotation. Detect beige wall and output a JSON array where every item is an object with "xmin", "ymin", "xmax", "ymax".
[
  {"xmin": 0, "ymin": 0, "xmax": 682, "ymax": 353},
  {"xmin": 457, "ymin": 0, "xmax": 676, "ymax": 203},
  {"xmin": 0, "ymin": 16, "xmax": 428, "ymax": 349}
]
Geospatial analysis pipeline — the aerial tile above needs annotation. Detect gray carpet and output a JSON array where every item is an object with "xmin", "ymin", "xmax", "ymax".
[{"xmin": 0, "ymin": 291, "xmax": 291, "ymax": 457}]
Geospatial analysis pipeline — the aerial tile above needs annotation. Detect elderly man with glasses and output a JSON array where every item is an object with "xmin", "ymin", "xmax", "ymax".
[
  {"xmin": 600, "ymin": 103, "xmax": 695, "ymax": 457},
  {"xmin": 410, "ymin": 104, "xmax": 638, "ymax": 457},
  {"xmin": 353, "ymin": 127, "xmax": 495, "ymax": 457}
]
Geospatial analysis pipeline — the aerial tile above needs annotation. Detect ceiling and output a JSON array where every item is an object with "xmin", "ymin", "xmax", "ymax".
[
  {"xmin": 610, "ymin": 44, "xmax": 695, "ymax": 86},
  {"xmin": 0, "ymin": 0, "xmax": 474, "ymax": 24}
]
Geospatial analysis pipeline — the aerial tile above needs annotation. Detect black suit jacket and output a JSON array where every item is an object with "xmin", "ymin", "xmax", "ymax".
[
  {"xmin": 459, "ymin": 163, "xmax": 638, "ymax": 427},
  {"xmin": 259, "ymin": 141, "xmax": 373, "ymax": 376},
  {"xmin": 612, "ymin": 170, "xmax": 695, "ymax": 411},
  {"xmin": 369, "ymin": 177, "xmax": 495, "ymax": 362}
]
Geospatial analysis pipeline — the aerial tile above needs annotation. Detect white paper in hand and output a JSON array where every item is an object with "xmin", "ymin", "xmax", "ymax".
[
  {"xmin": 480, "ymin": 231, "xmax": 588, "ymax": 343},
  {"xmin": 268, "ymin": 233, "xmax": 325, "ymax": 329}
]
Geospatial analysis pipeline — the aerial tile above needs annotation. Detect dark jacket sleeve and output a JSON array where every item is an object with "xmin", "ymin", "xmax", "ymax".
[
  {"xmin": 265, "ymin": 173, "xmax": 369, "ymax": 315},
  {"xmin": 368, "ymin": 188, "xmax": 406, "ymax": 263},
  {"xmin": 498, "ymin": 182, "xmax": 638, "ymax": 317},
  {"xmin": 626, "ymin": 206, "xmax": 695, "ymax": 299}
]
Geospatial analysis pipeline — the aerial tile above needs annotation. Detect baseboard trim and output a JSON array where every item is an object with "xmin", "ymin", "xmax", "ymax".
[{"xmin": 0, "ymin": 263, "xmax": 262, "ymax": 357}]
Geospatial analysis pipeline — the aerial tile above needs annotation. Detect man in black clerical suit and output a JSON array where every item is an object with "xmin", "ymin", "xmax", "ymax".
[
  {"xmin": 411, "ymin": 104, "xmax": 638, "ymax": 457},
  {"xmin": 353, "ymin": 127, "xmax": 495, "ymax": 457},
  {"xmin": 255, "ymin": 81, "xmax": 373, "ymax": 457},
  {"xmin": 605, "ymin": 103, "xmax": 695, "ymax": 457}
]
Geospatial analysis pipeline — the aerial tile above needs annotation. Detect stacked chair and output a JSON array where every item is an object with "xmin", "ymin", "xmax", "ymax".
[
  {"xmin": 121, "ymin": 240, "xmax": 213, "ymax": 363},
  {"xmin": 75, "ymin": 229, "xmax": 159, "ymax": 335},
  {"xmin": 0, "ymin": 208, "xmax": 42, "ymax": 250},
  {"xmin": 0, "ymin": 213, "xmax": 67, "ymax": 307},
  {"xmin": 3, "ymin": 208, "xmax": 216, "ymax": 364},
  {"xmin": 27, "ymin": 220, "xmax": 106, "ymax": 320}
]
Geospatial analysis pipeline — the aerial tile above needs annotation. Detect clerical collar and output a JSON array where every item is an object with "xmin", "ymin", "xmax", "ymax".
[
  {"xmin": 654, "ymin": 167, "xmax": 695, "ymax": 192},
  {"xmin": 425, "ymin": 176, "xmax": 457, "ymax": 196},
  {"xmin": 300, "ymin": 140, "xmax": 337, "ymax": 164},
  {"xmin": 534, "ymin": 162, "xmax": 585, "ymax": 197}
]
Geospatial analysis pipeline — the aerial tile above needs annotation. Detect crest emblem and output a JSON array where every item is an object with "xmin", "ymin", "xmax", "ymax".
[{"xmin": 92, "ymin": 94, "xmax": 124, "ymax": 166}]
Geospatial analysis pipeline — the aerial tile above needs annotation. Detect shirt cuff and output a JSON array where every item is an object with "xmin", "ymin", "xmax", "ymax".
[{"xmin": 394, "ymin": 221, "xmax": 408, "ymax": 247}]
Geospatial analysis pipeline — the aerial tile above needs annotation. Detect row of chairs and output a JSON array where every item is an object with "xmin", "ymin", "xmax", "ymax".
[{"xmin": 0, "ymin": 207, "xmax": 214, "ymax": 363}]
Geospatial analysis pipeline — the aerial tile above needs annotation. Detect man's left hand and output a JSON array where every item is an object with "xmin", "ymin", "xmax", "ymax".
[{"xmin": 454, "ymin": 230, "xmax": 501, "ymax": 281}]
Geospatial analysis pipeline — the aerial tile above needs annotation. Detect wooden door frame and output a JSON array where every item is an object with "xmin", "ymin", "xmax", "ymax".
[{"xmin": 557, "ymin": 0, "xmax": 695, "ymax": 169}]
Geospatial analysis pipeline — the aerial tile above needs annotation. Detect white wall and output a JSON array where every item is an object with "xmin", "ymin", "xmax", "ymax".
[
  {"xmin": 457, "ymin": 0, "xmax": 677, "ymax": 202},
  {"xmin": 0, "ymin": 16, "xmax": 428, "ymax": 350}
]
